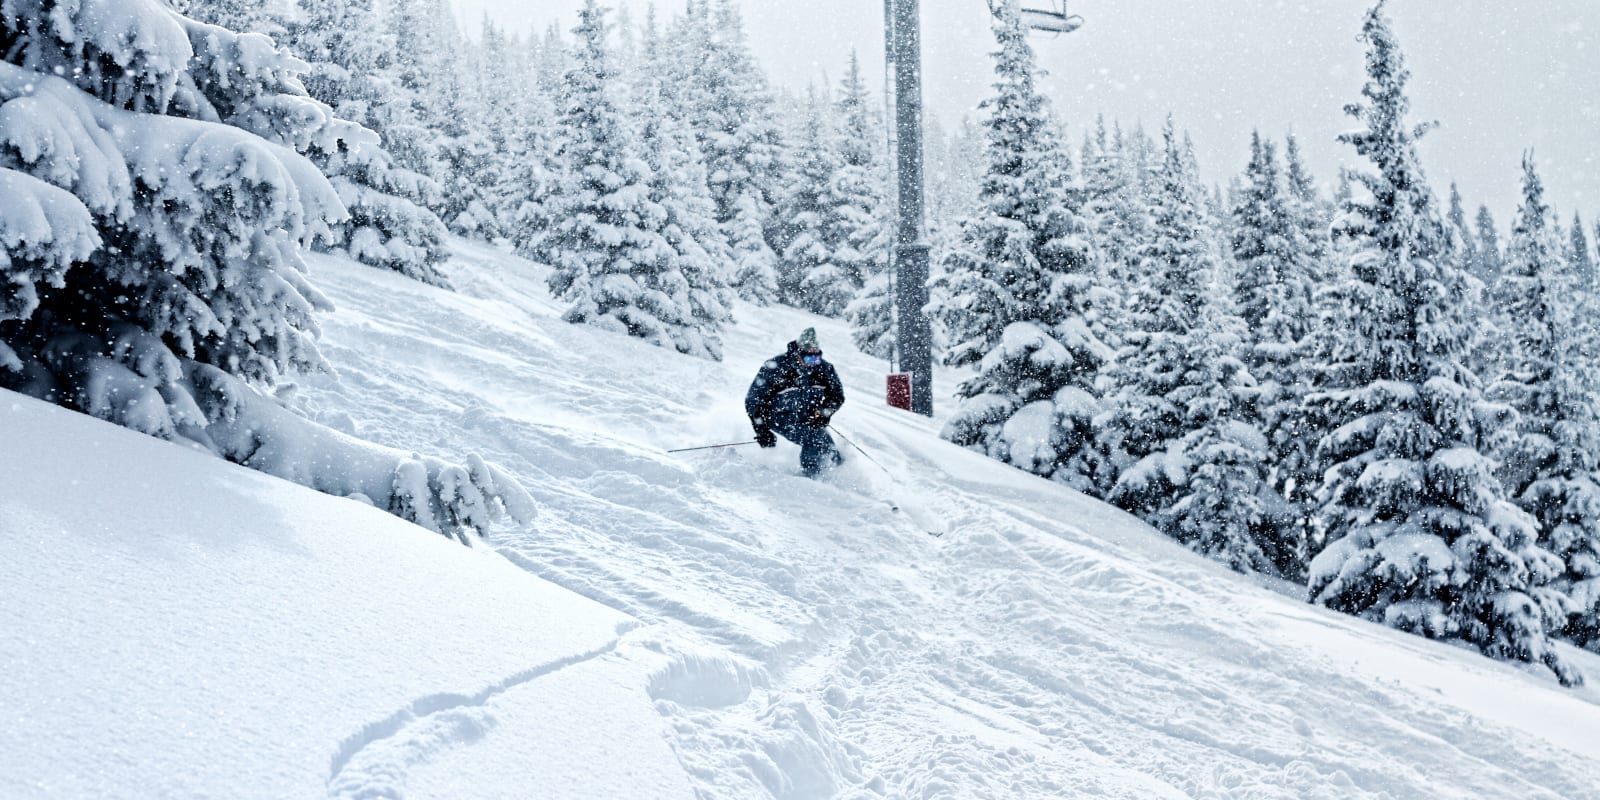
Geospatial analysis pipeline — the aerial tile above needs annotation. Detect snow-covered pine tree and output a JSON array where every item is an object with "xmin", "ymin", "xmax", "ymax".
[
  {"xmin": 725, "ymin": 192, "xmax": 781, "ymax": 304},
  {"xmin": 1305, "ymin": 2, "xmax": 1577, "ymax": 685},
  {"xmin": 1228, "ymin": 131, "xmax": 1314, "ymax": 577},
  {"xmin": 1272, "ymin": 131, "xmax": 1341, "ymax": 566},
  {"xmin": 1329, "ymin": 168, "xmax": 1358, "ymax": 253},
  {"xmin": 669, "ymin": 0, "xmax": 784, "ymax": 303},
  {"xmin": 1571, "ymin": 212, "xmax": 1594, "ymax": 289},
  {"xmin": 179, "ymin": 0, "xmax": 286, "ymax": 36},
  {"xmin": 505, "ymin": 30, "xmax": 559, "ymax": 262},
  {"xmin": 1208, "ymin": 183, "xmax": 1233, "ymax": 235},
  {"xmin": 0, "ymin": 1, "xmax": 530, "ymax": 541},
  {"xmin": 0, "ymin": 0, "xmax": 340, "ymax": 439},
  {"xmin": 1448, "ymin": 182, "xmax": 1479, "ymax": 268},
  {"xmin": 431, "ymin": 11, "xmax": 504, "ymax": 241},
  {"xmin": 1077, "ymin": 120, "xmax": 1108, "ymax": 184},
  {"xmin": 1473, "ymin": 204, "xmax": 1503, "ymax": 284},
  {"xmin": 1100, "ymin": 121, "xmax": 1278, "ymax": 576},
  {"xmin": 0, "ymin": 169, "xmax": 96, "ymax": 383},
  {"xmin": 1164, "ymin": 288, "xmax": 1278, "ymax": 575},
  {"xmin": 1080, "ymin": 117, "xmax": 1148, "ymax": 298},
  {"xmin": 933, "ymin": 1, "xmax": 1108, "ymax": 494},
  {"xmin": 633, "ymin": 6, "xmax": 734, "ymax": 359},
  {"xmin": 1232, "ymin": 133, "xmax": 1311, "ymax": 360},
  {"xmin": 828, "ymin": 51, "xmax": 890, "ymax": 307},
  {"xmin": 1448, "ymin": 184, "xmax": 1508, "ymax": 378},
  {"xmin": 612, "ymin": 2, "xmax": 638, "ymax": 73},
  {"xmin": 534, "ymin": 21, "xmax": 567, "ymax": 94},
  {"xmin": 933, "ymin": 118, "xmax": 981, "ymax": 224},
  {"xmin": 1488, "ymin": 158, "xmax": 1600, "ymax": 655},
  {"xmin": 772, "ymin": 55, "xmax": 884, "ymax": 320},
  {"xmin": 1099, "ymin": 120, "xmax": 1212, "ymax": 509},
  {"xmin": 1177, "ymin": 130, "xmax": 1224, "ymax": 250},
  {"xmin": 501, "ymin": 22, "xmax": 564, "ymax": 248},
  {"xmin": 1284, "ymin": 134, "xmax": 1333, "ymax": 258},
  {"xmin": 847, "ymin": 273, "xmax": 897, "ymax": 361},
  {"xmin": 847, "ymin": 259, "xmax": 898, "ymax": 363},
  {"xmin": 1444, "ymin": 188, "xmax": 1510, "ymax": 386},
  {"xmin": 1078, "ymin": 121, "xmax": 1148, "ymax": 361},
  {"xmin": 772, "ymin": 85, "xmax": 848, "ymax": 313},
  {"xmin": 376, "ymin": 0, "xmax": 447, "ymax": 184},
  {"xmin": 531, "ymin": 0, "xmax": 713, "ymax": 357},
  {"xmin": 928, "ymin": 116, "xmax": 983, "ymax": 239},
  {"xmin": 472, "ymin": 19, "xmax": 522, "ymax": 230},
  {"xmin": 282, "ymin": 0, "xmax": 451, "ymax": 285}
]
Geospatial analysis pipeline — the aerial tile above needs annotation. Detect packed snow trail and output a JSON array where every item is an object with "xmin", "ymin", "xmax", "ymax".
[{"xmin": 286, "ymin": 239, "xmax": 1600, "ymax": 799}]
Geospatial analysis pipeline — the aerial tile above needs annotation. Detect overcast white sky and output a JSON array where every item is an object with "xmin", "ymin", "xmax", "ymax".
[{"xmin": 456, "ymin": 0, "xmax": 1600, "ymax": 227}]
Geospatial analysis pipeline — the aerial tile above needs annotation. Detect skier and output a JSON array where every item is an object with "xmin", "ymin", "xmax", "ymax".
[{"xmin": 746, "ymin": 328, "xmax": 846, "ymax": 477}]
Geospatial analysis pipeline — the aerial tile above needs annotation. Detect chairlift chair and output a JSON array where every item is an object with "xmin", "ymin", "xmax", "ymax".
[{"xmin": 987, "ymin": 0, "xmax": 1085, "ymax": 35}]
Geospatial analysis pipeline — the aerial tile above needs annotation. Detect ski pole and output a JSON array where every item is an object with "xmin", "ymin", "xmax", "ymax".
[
  {"xmin": 828, "ymin": 426, "xmax": 893, "ymax": 477},
  {"xmin": 830, "ymin": 425, "xmax": 918, "ymax": 518},
  {"xmin": 667, "ymin": 440, "xmax": 758, "ymax": 454}
]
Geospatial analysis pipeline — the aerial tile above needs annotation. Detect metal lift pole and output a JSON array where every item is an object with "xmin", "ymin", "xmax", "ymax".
[
  {"xmin": 888, "ymin": 0, "xmax": 934, "ymax": 416},
  {"xmin": 883, "ymin": 0, "xmax": 900, "ymax": 374}
]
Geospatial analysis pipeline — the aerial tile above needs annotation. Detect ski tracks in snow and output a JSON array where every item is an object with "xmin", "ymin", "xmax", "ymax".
[
  {"xmin": 299, "ymin": 247, "xmax": 1600, "ymax": 800},
  {"xmin": 326, "ymin": 624, "xmax": 638, "ymax": 799}
]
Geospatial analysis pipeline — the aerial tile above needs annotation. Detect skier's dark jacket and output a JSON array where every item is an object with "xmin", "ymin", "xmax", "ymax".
[{"xmin": 745, "ymin": 341, "xmax": 846, "ymax": 427}]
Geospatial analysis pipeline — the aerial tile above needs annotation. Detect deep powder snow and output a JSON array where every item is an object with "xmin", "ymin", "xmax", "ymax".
[{"xmin": 5, "ymin": 240, "xmax": 1600, "ymax": 798}]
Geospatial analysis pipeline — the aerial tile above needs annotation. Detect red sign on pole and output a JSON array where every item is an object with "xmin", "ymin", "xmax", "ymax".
[{"xmin": 886, "ymin": 373, "xmax": 913, "ymax": 411}]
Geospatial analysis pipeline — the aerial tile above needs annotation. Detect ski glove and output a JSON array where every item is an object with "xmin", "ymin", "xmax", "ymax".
[{"xmin": 752, "ymin": 418, "xmax": 777, "ymax": 448}]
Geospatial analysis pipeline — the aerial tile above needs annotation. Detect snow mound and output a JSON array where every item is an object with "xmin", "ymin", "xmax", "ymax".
[{"xmin": 0, "ymin": 393, "xmax": 690, "ymax": 799}]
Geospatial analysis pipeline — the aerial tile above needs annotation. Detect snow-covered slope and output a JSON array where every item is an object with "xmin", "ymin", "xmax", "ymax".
[
  {"xmin": 7, "ymin": 239, "xmax": 1600, "ymax": 798},
  {"xmin": 0, "ymin": 394, "xmax": 692, "ymax": 799}
]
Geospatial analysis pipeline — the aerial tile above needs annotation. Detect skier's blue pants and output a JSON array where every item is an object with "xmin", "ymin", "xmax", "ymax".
[{"xmin": 770, "ymin": 387, "xmax": 840, "ymax": 477}]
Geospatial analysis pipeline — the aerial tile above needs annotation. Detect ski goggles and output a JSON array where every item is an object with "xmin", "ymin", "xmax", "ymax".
[{"xmin": 801, "ymin": 353, "xmax": 823, "ymax": 366}]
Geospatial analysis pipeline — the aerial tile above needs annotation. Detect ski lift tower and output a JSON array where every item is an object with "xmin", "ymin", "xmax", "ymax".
[{"xmin": 884, "ymin": 0, "xmax": 1084, "ymax": 417}]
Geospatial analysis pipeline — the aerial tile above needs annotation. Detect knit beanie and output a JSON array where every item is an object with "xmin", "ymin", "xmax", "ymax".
[{"xmin": 797, "ymin": 327, "xmax": 820, "ymax": 353}]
